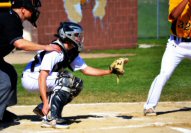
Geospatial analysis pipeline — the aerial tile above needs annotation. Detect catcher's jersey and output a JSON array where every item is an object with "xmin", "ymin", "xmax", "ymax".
[
  {"xmin": 23, "ymin": 48, "xmax": 87, "ymax": 75},
  {"xmin": 169, "ymin": 0, "xmax": 191, "ymax": 38}
]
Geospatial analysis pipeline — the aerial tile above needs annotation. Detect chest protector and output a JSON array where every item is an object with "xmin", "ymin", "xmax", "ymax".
[{"xmin": 30, "ymin": 40, "xmax": 79, "ymax": 72}]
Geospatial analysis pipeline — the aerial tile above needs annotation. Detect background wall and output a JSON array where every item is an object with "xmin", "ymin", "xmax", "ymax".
[
  {"xmin": 36, "ymin": 0, "xmax": 137, "ymax": 51},
  {"xmin": 138, "ymin": 0, "xmax": 170, "ymax": 38}
]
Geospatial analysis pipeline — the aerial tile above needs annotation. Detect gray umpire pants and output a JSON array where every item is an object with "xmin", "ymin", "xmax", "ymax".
[{"xmin": 0, "ymin": 59, "xmax": 17, "ymax": 120}]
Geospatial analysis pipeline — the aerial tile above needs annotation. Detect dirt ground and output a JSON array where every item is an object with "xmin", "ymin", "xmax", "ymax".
[
  {"xmin": 2, "ymin": 51, "xmax": 191, "ymax": 133},
  {"xmin": 4, "ymin": 50, "xmax": 134, "ymax": 64},
  {"xmin": 0, "ymin": 102, "xmax": 191, "ymax": 133}
]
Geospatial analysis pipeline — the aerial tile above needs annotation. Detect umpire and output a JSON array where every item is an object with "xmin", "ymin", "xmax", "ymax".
[{"xmin": 0, "ymin": 0, "xmax": 60, "ymax": 123}]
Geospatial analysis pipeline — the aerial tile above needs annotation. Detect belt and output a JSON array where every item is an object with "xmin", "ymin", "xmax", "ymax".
[{"xmin": 173, "ymin": 36, "xmax": 191, "ymax": 42}]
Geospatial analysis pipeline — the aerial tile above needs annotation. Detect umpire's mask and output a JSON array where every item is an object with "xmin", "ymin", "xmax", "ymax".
[{"xmin": 11, "ymin": 0, "xmax": 41, "ymax": 27}]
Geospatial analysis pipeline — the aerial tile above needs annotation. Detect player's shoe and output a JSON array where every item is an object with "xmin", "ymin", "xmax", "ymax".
[
  {"xmin": 41, "ymin": 117, "xmax": 69, "ymax": 129},
  {"xmin": 56, "ymin": 117, "xmax": 68, "ymax": 124},
  {"xmin": 143, "ymin": 108, "xmax": 157, "ymax": 116},
  {"xmin": 33, "ymin": 103, "xmax": 44, "ymax": 117}
]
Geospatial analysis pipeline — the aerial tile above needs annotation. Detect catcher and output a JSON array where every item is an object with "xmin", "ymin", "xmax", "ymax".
[{"xmin": 21, "ymin": 22, "xmax": 128, "ymax": 128}]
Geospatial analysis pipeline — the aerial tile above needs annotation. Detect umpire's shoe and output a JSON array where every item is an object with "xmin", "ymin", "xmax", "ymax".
[
  {"xmin": 33, "ymin": 103, "xmax": 44, "ymax": 117},
  {"xmin": 1, "ymin": 110, "xmax": 19, "ymax": 123},
  {"xmin": 41, "ymin": 117, "xmax": 69, "ymax": 129}
]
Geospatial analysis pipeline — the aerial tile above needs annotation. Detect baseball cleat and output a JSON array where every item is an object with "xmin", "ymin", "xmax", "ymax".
[
  {"xmin": 41, "ymin": 119, "xmax": 69, "ymax": 129},
  {"xmin": 56, "ymin": 117, "xmax": 68, "ymax": 124},
  {"xmin": 144, "ymin": 108, "xmax": 157, "ymax": 116}
]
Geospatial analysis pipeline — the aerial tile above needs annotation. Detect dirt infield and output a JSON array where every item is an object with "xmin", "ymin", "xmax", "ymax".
[
  {"xmin": 4, "ymin": 50, "xmax": 134, "ymax": 64},
  {"xmin": 2, "ymin": 50, "xmax": 191, "ymax": 133},
  {"xmin": 1, "ymin": 102, "xmax": 191, "ymax": 133}
]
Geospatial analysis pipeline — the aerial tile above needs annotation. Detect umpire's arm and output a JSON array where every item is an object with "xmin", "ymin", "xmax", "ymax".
[{"xmin": 13, "ymin": 39, "xmax": 61, "ymax": 52}]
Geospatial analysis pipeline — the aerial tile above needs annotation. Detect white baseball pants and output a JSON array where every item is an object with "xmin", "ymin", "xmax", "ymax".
[
  {"xmin": 144, "ymin": 35, "xmax": 191, "ymax": 109},
  {"xmin": 21, "ymin": 72, "xmax": 58, "ymax": 92}
]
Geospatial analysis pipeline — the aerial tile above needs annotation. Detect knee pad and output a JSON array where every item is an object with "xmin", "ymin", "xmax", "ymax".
[
  {"xmin": 55, "ymin": 71, "xmax": 75, "ymax": 89},
  {"xmin": 71, "ymin": 77, "xmax": 83, "ymax": 97},
  {"xmin": 55, "ymin": 71, "xmax": 84, "ymax": 97}
]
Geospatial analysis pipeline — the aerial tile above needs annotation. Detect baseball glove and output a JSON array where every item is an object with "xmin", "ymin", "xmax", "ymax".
[{"xmin": 110, "ymin": 58, "xmax": 129, "ymax": 84}]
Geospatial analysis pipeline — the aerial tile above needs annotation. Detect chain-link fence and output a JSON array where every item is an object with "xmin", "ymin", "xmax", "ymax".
[{"xmin": 138, "ymin": 0, "xmax": 170, "ymax": 38}]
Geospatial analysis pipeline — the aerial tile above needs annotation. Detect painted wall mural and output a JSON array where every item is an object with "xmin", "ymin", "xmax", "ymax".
[{"xmin": 63, "ymin": 0, "xmax": 107, "ymax": 23}]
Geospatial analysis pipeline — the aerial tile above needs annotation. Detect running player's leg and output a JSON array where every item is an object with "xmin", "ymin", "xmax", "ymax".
[{"xmin": 144, "ymin": 41, "xmax": 184, "ymax": 112}]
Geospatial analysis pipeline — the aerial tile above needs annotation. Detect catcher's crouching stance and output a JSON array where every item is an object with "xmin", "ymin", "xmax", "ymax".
[
  {"xmin": 46, "ymin": 71, "xmax": 83, "ymax": 128},
  {"xmin": 21, "ymin": 22, "xmax": 128, "ymax": 128},
  {"xmin": 32, "ymin": 71, "xmax": 83, "ymax": 128}
]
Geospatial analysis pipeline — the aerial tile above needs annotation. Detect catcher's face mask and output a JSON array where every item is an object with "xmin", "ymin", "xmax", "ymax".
[
  {"xmin": 12, "ymin": 0, "xmax": 41, "ymax": 27},
  {"xmin": 55, "ymin": 22, "xmax": 84, "ymax": 52},
  {"xmin": 73, "ymin": 32, "xmax": 84, "ymax": 51}
]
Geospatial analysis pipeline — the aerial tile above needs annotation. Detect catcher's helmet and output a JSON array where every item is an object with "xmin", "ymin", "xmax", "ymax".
[
  {"xmin": 11, "ymin": 0, "xmax": 41, "ymax": 27},
  {"xmin": 55, "ymin": 22, "xmax": 84, "ymax": 52}
]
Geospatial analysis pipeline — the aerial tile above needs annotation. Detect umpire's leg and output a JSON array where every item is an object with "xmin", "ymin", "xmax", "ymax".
[{"xmin": 0, "ymin": 60, "xmax": 17, "ymax": 120}]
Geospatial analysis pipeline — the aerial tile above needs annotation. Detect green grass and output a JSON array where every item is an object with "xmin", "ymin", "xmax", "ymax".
[
  {"xmin": 138, "ymin": 37, "xmax": 168, "ymax": 45},
  {"xmin": 15, "ymin": 39, "xmax": 191, "ymax": 104}
]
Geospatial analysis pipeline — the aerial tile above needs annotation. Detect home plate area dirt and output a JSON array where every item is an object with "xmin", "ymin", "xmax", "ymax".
[{"xmin": 1, "ymin": 102, "xmax": 191, "ymax": 133}]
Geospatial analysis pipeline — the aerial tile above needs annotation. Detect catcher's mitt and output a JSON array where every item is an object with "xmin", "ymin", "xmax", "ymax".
[{"xmin": 110, "ymin": 58, "xmax": 129, "ymax": 84}]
